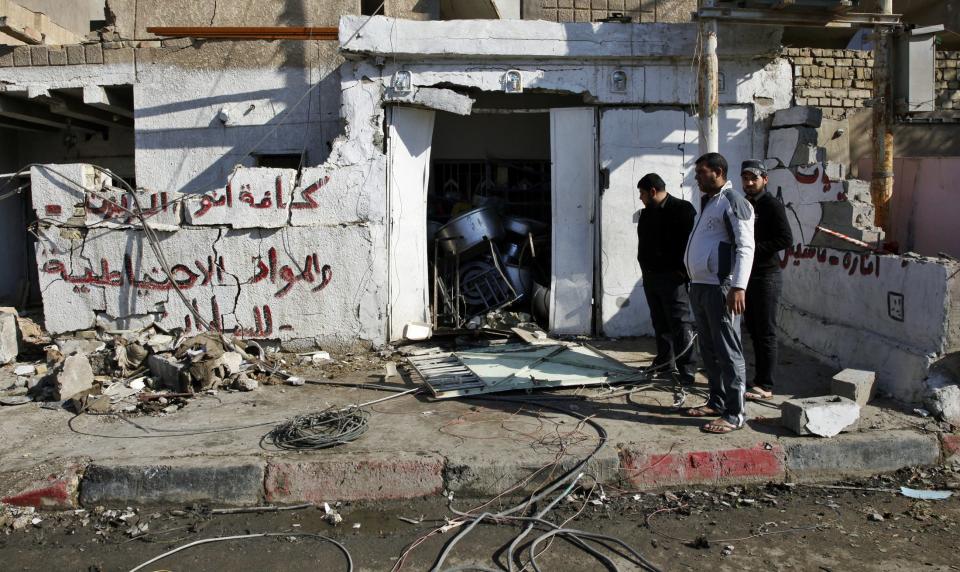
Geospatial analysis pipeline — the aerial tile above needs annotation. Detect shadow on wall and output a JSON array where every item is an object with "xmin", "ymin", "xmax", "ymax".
[{"xmin": 133, "ymin": 0, "xmax": 343, "ymax": 197}]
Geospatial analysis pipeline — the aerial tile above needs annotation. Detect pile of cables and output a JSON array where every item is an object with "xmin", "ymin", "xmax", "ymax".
[
  {"xmin": 267, "ymin": 406, "xmax": 370, "ymax": 450},
  {"xmin": 395, "ymin": 396, "xmax": 663, "ymax": 572}
]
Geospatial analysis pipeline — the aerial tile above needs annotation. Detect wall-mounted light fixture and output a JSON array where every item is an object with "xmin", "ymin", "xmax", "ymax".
[
  {"xmin": 611, "ymin": 69, "xmax": 628, "ymax": 93},
  {"xmin": 393, "ymin": 70, "xmax": 412, "ymax": 94},
  {"xmin": 503, "ymin": 70, "xmax": 523, "ymax": 93}
]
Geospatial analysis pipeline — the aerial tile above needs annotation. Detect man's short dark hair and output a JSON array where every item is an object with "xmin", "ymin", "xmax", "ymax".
[
  {"xmin": 637, "ymin": 173, "xmax": 666, "ymax": 193},
  {"xmin": 695, "ymin": 153, "xmax": 728, "ymax": 178}
]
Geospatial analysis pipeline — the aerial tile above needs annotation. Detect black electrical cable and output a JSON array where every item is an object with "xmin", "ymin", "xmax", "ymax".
[
  {"xmin": 267, "ymin": 406, "xmax": 370, "ymax": 450},
  {"xmin": 425, "ymin": 395, "xmax": 663, "ymax": 572}
]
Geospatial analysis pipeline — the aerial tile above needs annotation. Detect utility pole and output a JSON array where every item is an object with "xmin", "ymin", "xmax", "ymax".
[
  {"xmin": 698, "ymin": 2, "xmax": 719, "ymax": 156},
  {"xmin": 870, "ymin": 0, "xmax": 894, "ymax": 232}
]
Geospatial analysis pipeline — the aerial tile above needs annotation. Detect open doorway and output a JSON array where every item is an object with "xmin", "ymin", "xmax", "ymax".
[{"xmin": 427, "ymin": 108, "xmax": 552, "ymax": 330}]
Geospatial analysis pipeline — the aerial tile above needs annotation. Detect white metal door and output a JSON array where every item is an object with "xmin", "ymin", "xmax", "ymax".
[
  {"xmin": 386, "ymin": 106, "xmax": 436, "ymax": 341},
  {"xmin": 549, "ymin": 108, "xmax": 597, "ymax": 335}
]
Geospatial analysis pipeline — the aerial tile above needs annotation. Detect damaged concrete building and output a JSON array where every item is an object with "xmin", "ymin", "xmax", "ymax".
[{"xmin": 0, "ymin": 0, "xmax": 958, "ymax": 408}]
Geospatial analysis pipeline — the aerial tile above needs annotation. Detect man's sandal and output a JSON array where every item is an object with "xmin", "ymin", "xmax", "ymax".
[
  {"xmin": 701, "ymin": 419, "xmax": 741, "ymax": 434},
  {"xmin": 683, "ymin": 405, "xmax": 719, "ymax": 417},
  {"xmin": 745, "ymin": 387, "xmax": 773, "ymax": 400}
]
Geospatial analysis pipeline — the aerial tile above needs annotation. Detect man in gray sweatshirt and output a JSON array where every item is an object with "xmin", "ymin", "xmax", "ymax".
[{"xmin": 683, "ymin": 153, "xmax": 756, "ymax": 433}]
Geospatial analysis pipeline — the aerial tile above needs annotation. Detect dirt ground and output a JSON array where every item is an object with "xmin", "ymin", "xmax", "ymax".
[{"xmin": 1, "ymin": 465, "xmax": 958, "ymax": 572}]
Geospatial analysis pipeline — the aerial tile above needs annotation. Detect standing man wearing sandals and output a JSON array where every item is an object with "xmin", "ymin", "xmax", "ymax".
[
  {"xmin": 683, "ymin": 153, "xmax": 755, "ymax": 434},
  {"xmin": 740, "ymin": 160, "xmax": 793, "ymax": 400}
]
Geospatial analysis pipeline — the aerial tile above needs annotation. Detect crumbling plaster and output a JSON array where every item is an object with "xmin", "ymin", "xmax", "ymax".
[{"xmin": 23, "ymin": 17, "xmax": 794, "ymax": 350}]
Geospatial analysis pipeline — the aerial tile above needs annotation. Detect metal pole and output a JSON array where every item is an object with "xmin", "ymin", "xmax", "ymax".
[
  {"xmin": 698, "ymin": 16, "xmax": 719, "ymax": 155},
  {"xmin": 870, "ymin": 0, "xmax": 894, "ymax": 231}
]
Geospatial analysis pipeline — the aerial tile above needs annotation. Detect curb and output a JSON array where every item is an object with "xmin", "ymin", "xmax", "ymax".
[
  {"xmin": 618, "ymin": 442, "xmax": 786, "ymax": 488},
  {"xmin": 79, "ymin": 458, "xmax": 265, "ymax": 507},
  {"xmin": 783, "ymin": 430, "xmax": 941, "ymax": 482},
  {"xmin": 4, "ymin": 430, "xmax": 958, "ymax": 510},
  {"xmin": 265, "ymin": 452, "xmax": 445, "ymax": 503}
]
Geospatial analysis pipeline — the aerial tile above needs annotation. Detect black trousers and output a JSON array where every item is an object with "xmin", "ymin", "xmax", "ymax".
[
  {"xmin": 642, "ymin": 272, "xmax": 696, "ymax": 384},
  {"xmin": 744, "ymin": 271, "xmax": 782, "ymax": 389}
]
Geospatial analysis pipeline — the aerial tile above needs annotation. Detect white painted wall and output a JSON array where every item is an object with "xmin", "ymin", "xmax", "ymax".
[{"xmin": 599, "ymin": 106, "xmax": 754, "ymax": 338}]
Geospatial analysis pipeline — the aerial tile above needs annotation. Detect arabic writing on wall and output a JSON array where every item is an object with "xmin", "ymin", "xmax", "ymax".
[{"xmin": 779, "ymin": 244, "xmax": 880, "ymax": 278}]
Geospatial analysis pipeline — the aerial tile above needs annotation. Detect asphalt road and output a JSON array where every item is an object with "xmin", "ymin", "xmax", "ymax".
[{"xmin": 2, "ymin": 465, "xmax": 959, "ymax": 571}]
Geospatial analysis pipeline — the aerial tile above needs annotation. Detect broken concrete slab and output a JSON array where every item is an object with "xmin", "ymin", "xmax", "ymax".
[
  {"xmin": 147, "ymin": 354, "xmax": 186, "ymax": 391},
  {"xmin": 925, "ymin": 384, "xmax": 960, "ymax": 426},
  {"xmin": 781, "ymin": 395, "xmax": 860, "ymax": 437},
  {"xmin": 771, "ymin": 106, "xmax": 823, "ymax": 129},
  {"xmin": 232, "ymin": 373, "xmax": 258, "ymax": 392},
  {"xmin": 55, "ymin": 338, "xmax": 106, "ymax": 357},
  {"xmin": 384, "ymin": 87, "xmax": 475, "ymax": 115},
  {"xmin": 0, "ymin": 308, "xmax": 20, "ymax": 365},
  {"xmin": 53, "ymin": 354, "xmax": 94, "ymax": 401},
  {"xmin": 216, "ymin": 351, "xmax": 244, "ymax": 375},
  {"xmin": 831, "ymin": 369, "xmax": 877, "ymax": 408},
  {"xmin": 767, "ymin": 126, "xmax": 820, "ymax": 167}
]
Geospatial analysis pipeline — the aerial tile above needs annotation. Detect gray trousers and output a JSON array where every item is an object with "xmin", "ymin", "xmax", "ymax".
[{"xmin": 689, "ymin": 282, "xmax": 747, "ymax": 427}]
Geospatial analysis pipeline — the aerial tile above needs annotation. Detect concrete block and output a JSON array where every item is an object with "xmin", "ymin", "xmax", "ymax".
[
  {"xmin": 831, "ymin": 369, "xmax": 877, "ymax": 407},
  {"xmin": 772, "ymin": 106, "xmax": 823, "ymax": 128},
  {"xmin": 785, "ymin": 430, "xmax": 940, "ymax": 481},
  {"xmin": 29, "ymin": 46, "xmax": 48, "ymax": 66},
  {"xmin": 55, "ymin": 338, "xmax": 106, "ymax": 356},
  {"xmin": 83, "ymin": 43, "xmax": 103, "ymax": 64},
  {"xmin": 0, "ymin": 308, "xmax": 19, "ymax": 364},
  {"xmin": 1, "ymin": 466, "xmax": 80, "ymax": 510},
  {"xmin": 265, "ymin": 453, "xmax": 445, "ymax": 503},
  {"xmin": 781, "ymin": 395, "xmax": 860, "ymax": 437},
  {"xmin": 80, "ymin": 459, "xmax": 265, "ymax": 507},
  {"xmin": 47, "ymin": 48, "xmax": 67, "ymax": 65},
  {"xmin": 65, "ymin": 44, "xmax": 85, "ymax": 65},
  {"xmin": 0, "ymin": 46, "xmax": 14, "ymax": 67},
  {"xmin": 147, "ymin": 354, "xmax": 186, "ymax": 390},
  {"xmin": 766, "ymin": 126, "xmax": 820, "ymax": 167},
  {"xmin": 54, "ymin": 354, "xmax": 94, "ymax": 401},
  {"xmin": 926, "ymin": 384, "xmax": 960, "ymax": 426},
  {"xmin": 13, "ymin": 45, "xmax": 32, "ymax": 66},
  {"xmin": 103, "ymin": 47, "xmax": 134, "ymax": 65}
]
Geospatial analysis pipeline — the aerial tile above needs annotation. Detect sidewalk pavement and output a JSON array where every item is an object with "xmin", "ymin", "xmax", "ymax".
[{"xmin": 0, "ymin": 339, "xmax": 953, "ymax": 510}]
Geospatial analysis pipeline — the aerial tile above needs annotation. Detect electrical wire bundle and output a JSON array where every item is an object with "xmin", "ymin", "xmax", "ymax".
[
  {"xmin": 395, "ymin": 396, "xmax": 663, "ymax": 572},
  {"xmin": 268, "ymin": 406, "xmax": 370, "ymax": 450}
]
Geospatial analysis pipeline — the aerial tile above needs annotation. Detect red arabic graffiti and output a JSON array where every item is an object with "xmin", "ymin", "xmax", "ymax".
[
  {"xmin": 192, "ymin": 175, "xmax": 328, "ymax": 217},
  {"xmin": 43, "ymin": 250, "xmax": 333, "ymax": 297},
  {"xmin": 84, "ymin": 192, "xmax": 172, "ymax": 223},
  {"xmin": 251, "ymin": 247, "xmax": 333, "ymax": 298},
  {"xmin": 792, "ymin": 165, "xmax": 844, "ymax": 201},
  {"xmin": 778, "ymin": 244, "xmax": 881, "ymax": 278},
  {"xmin": 183, "ymin": 296, "xmax": 277, "ymax": 338}
]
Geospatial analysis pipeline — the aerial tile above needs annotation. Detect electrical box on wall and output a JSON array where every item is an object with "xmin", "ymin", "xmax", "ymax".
[{"xmin": 894, "ymin": 25, "xmax": 942, "ymax": 114}]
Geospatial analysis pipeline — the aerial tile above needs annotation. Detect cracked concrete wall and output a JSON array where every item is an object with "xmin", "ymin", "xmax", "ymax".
[
  {"xmin": 763, "ymin": 108, "xmax": 960, "ymax": 403},
  {"xmin": 22, "ymin": 17, "xmax": 791, "ymax": 350}
]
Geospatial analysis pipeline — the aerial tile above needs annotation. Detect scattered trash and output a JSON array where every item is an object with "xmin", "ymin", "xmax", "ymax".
[
  {"xmin": 868, "ymin": 512, "xmax": 885, "ymax": 522},
  {"xmin": 322, "ymin": 502, "xmax": 343, "ymax": 526},
  {"xmin": 900, "ymin": 487, "xmax": 953, "ymax": 500},
  {"xmin": 721, "ymin": 544, "xmax": 734, "ymax": 556},
  {"xmin": 286, "ymin": 376, "xmax": 305, "ymax": 386},
  {"xmin": 403, "ymin": 322, "xmax": 432, "ymax": 341},
  {"xmin": 352, "ymin": 523, "xmax": 361, "ymax": 529},
  {"xmin": 913, "ymin": 408, "xmax": 931, "ymax": 418},
  {"xmin": 383, "ymin": 362, "xmax": 399, "ymax": 379}
]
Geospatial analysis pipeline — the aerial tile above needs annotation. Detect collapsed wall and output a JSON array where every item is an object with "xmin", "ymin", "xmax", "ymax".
[{"xmin": 766, "ymin": 106, "xmax": 960, "ymax": 403}]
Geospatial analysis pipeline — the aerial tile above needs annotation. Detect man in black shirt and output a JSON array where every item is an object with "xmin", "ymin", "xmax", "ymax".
[
  {"xmin": 636, "ymin": 173, "xmax": 698, "ymax": 385},
  {"xmin": 740, "ymin": 160, "xmax": 793, "ymax": 399}
]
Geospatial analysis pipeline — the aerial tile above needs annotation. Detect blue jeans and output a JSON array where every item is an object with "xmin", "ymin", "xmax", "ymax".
[{"xmin": 689, "ymin": 282, "xmax": 747, "ymax": 427}]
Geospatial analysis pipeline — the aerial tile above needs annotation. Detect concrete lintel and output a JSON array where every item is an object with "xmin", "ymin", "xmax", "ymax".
[
  {"xmin": 339, "ymin": 16, "xmax": 782, "ymax": 60},
  {"xmin": 384, "ymin": 87, "xmax": 474, "ymax": 115},
  {"xmin": 0, "ymin": 0, "xmax": 84, "ymax": 46},
  {"xmin": 82, "ymin": 85, "xmax": 134, "ymax": 119}
]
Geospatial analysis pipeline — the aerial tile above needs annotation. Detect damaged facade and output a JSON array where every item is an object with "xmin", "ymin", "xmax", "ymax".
[{"xmin": 1, "ymin": 1, "xmax": 959, "ymax": 405}]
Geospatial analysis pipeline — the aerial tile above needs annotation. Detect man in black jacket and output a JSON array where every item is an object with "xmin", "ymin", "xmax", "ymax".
[
  {"xmin": 740, "ymin": 160, "xmax": 793, "ymax": 399},
  {"xmin": 636, "ymin": 173, "xmax": 698, "ymax": 385}
]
